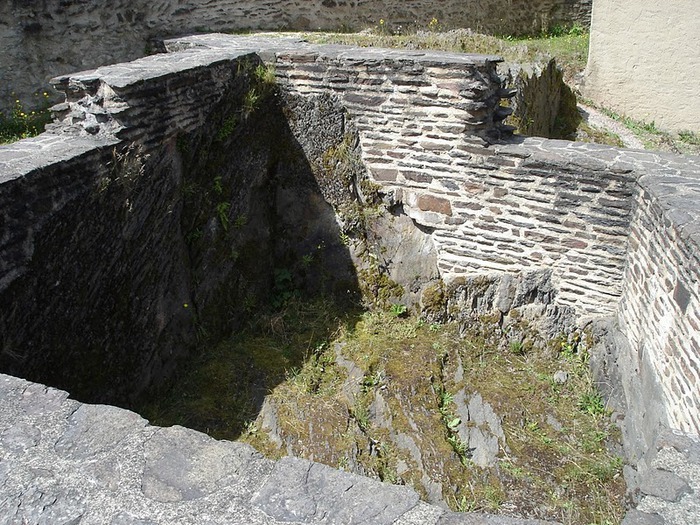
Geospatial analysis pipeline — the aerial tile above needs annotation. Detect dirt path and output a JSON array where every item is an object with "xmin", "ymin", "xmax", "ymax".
[{"xmin": 578, "ymin": 104, "xmax": 646, "ymax": 150}]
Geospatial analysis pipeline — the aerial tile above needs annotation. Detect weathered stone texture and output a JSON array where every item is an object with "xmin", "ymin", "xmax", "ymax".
[
  {"xmin": 0, "ymin": 372, "xmax": 560, "ymax": 524},
  {"xmin": 172, "ymin": 36, "xmax": 635, "ymax": 318},
  {"xmin": 0, "ymin": 0, "xmax": 591, "ymax": 113},
  {"xmin": 618, "ymin": 171, "xmax": 700, "ymax": 436}
]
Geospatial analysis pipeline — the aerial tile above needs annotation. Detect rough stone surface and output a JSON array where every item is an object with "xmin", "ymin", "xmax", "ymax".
[
  {"xmin": 621, "ymin": 509, "xmax": 665, "ymax": 525},
  {"xmin": 437, "ymin": 513, "xmax": 557, "ymax": 525},
  {"xmin": 0, "ymin": 0, "xmax": 592, "ymax": 113},
  {"xmin": 452, "ymin": 391, "xmax": 505, "ymax": 468},
  {"xmin": 252, "ymin": 456, "xmax": 419, "ymax": 524},
  {"xmin": 639, "ymin": 469, "xmax": 692, "ymax": 503},
  {"xmin": 0, "ymin": 373, "xmax": 560, "ymax": 525},
  {"xmin": 616, "ymin": 429, "xmax": 700, "ymax": 525}
]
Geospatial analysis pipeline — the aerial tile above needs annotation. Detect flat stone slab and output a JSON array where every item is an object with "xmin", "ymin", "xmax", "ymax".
[{"xmin": 252, "ymin": 456, "xmax": 419, "ymax": 524}]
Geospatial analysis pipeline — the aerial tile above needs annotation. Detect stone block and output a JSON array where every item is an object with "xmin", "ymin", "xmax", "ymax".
[
  {"xmin": 417, "ymin": 194, "xmax": 452, "ymax": 216},
  {"xmin": 639, "ymin": 468, "xmax": 692, "ymax": 502},
  {"xmin": 251, "ymin": 456, "xmax": 420, "ymax": 524}
]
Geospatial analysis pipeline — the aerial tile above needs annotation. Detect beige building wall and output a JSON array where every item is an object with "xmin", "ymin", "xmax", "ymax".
[{"xmin": 584, "ymin": 1, "xmax": 700, "ymax": 132}]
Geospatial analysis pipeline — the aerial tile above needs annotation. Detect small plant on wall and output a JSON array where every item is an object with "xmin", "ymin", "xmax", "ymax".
[{"xmin": 0, "ymin": 92, "xmax": 52, "ymax": 144}]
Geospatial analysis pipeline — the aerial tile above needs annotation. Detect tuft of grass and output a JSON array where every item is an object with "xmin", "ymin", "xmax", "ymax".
[
  {"xmin": 575, "ymin": 121, "xmax": 625, "ymax": 148},
  {"xmin": 253, "ymin": 63, "xmax": 277, "ymax": 87},
  {"xmin": 0, "ymin": 93, "xmax": 52, "ymax": 144},
  {"xmin": 679, "ymin": 130, "xmax": 700, "ymax": 146},
  {"xmin": 242, "ymin": 88, "xmax": 260, "ymax": 116},
  {"xmin": 216, "ymin": 201, "xmax": 231, "ymax": 231}
]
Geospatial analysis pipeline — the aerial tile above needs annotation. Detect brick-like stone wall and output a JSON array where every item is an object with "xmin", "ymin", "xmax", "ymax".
[
  {"xmin": 618, "ymin": 172, "xmax": 700, "ymax": 435},
  {"xmin": 0, "ymin": 0, "xmax": 591, "ymax": 114},
  {"xmin": 178, "ymin": 36, "xmax": 634, "ymax": 318}
]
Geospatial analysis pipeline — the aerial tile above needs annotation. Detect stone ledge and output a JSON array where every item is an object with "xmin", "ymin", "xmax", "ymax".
[
  {"xmin": 0, "ymin": 373, "xmax": 558, "ymax": 525},
  {"xmin": 162, "ymin": 34, "xmax": 504, "ymax": 67}
]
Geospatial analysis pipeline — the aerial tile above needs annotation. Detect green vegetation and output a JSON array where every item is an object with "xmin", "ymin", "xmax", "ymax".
[
  {"xmin": 212, "ymin": 60, "xmax": 277, "ymax": 141},
  {"xmin": 141, "ymin": 297, "xmax": 354, "ymax": 437},
  {"xmin": 0, "ymin": 93, "xmax": 52, "ymax": 144},
  {"xmin": 141, "ymin": 298, "xmax": 625, "ymax": 525},
  {"xmin": 597, "ymin": 106, "xmax": 700, "ymax": 155}
]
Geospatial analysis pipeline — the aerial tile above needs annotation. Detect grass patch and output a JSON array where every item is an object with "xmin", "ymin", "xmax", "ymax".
[
  {"xmin": 0, "ymin": 94, "xmax": 52, "ymax": 144},
  {"xmin": 575, "ymin": 121, "xmax": 625, "ymax": 148},
  {"xmin": 140, "ymin": 299, "xmax": 625, "ymax": 525},
  {"xmin": 139, "ymin": 297, "xmax": 356, "ymax": 440},
  {"xmin": 300, "ymin": 27, "xmax": 588, "ymax": 83},
  {"xmin": 596, "ymin": 105, "xmax": 700, "ymax": 155}
]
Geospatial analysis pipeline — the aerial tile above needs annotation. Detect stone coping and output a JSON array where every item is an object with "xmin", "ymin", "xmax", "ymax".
[{"xmin": 162, "ymin": 34, "xmax": 505, "ymax": 65}]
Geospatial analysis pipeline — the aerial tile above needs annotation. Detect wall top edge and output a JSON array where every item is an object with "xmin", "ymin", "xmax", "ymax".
[
  {"xmin": 0, "ymin": 134, "xmax": 119, "ymax": 186},
  {"xmin": 162, "ymin": 34, "xmax": 504, "ymax": 66}
]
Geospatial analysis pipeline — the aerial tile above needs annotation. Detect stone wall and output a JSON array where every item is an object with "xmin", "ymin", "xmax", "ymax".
[
  {"xmin": 618, "ymin": 170, "xmax": 700, "ymax": 436},
  {"xmin": 0, "ymin": 0, "xmax": 592, "ymax": 114},
  {"xmin": 584, "ymin": 1, "xmax": 700, "ymax": 132}
]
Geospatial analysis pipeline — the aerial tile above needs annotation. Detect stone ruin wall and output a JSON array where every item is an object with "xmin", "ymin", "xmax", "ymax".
[
  {"xmin": 0, "ymin": 0, "xmax": 591, "ymax": 114},
  {"xmin": 618, "ymin": 174, "xmax": 700, "ymax": 436},
  {"xmin": 240, "ymin": 34, "xmax": 700, "ymax": 444},
  {"xmin": 187, "ymin": 34, "xmax": 641, "ymax": 319},
  {"xmin": 0, "ymin": 35, "xmax": 699, "ymax": 521}
]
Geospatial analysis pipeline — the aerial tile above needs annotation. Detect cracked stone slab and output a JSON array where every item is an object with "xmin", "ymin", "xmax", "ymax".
[
  {"xmin": 55, "ymin": 403, "xmax": 149, "ymax": 459},
  {"xmin": 251, "ymin": 456, "xmax": 420, "ymax": 524},
  {"xmin": 142, "ymin": 425, "xmax": 274, "ymax": 503}
]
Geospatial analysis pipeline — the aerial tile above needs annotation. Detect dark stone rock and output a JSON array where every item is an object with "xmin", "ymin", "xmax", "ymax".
[{"xmin": 673, "ymin": 280, "xmax": 691, "ymax": 314}]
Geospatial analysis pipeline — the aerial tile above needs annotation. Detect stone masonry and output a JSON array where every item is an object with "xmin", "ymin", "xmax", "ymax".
[
  {"xmin": 0, "ymin": 35, "xmax": 699, "ymax": 523},
  {"xmin": 0, "ymin": 0, "xmax": 592, "ymax": 114}
]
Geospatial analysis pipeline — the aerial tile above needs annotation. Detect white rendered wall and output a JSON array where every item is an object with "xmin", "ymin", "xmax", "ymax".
[{"xmin": 584, "ymin": 1, "xmax": 700, "ymax": 132}]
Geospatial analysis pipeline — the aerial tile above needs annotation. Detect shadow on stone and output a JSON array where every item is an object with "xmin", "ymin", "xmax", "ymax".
[{"xmin": 0, "ymin": 59, "xmax": 365, "ymax": 441}]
